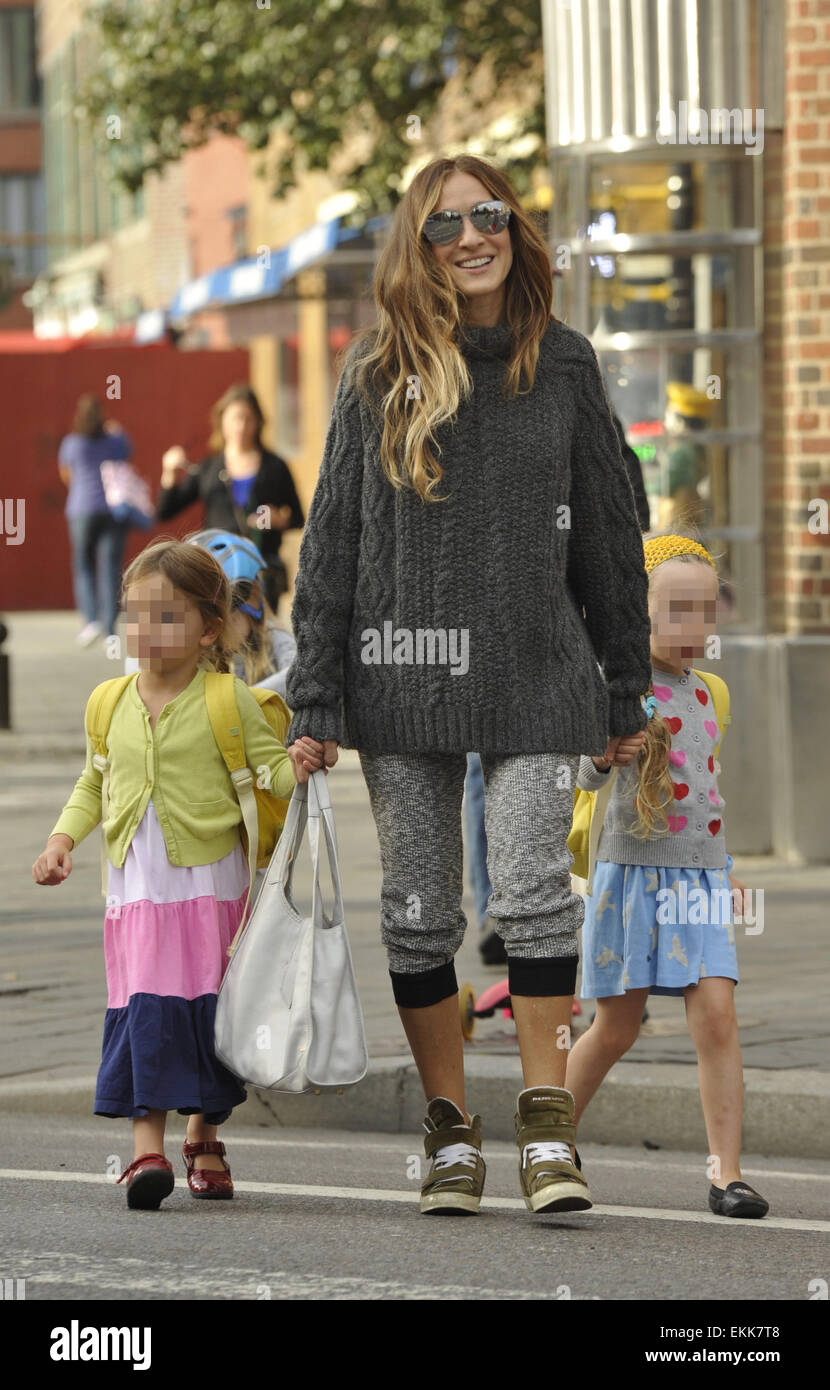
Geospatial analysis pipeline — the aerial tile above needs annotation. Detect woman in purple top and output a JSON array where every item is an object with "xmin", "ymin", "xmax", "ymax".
[{"xmin": 59, "ymin": 394, "xmax": 132, "ymax": 644}]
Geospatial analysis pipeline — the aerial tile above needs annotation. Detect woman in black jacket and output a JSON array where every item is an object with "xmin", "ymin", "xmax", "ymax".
[{"xmin": 156, "ymin": 384, "xmax": 304, "ymax": 608}]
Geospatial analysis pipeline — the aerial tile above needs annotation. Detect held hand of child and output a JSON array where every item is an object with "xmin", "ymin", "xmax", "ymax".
[
  {"xmin": 32, "ymin": 834, "xmax": 74, "ymax": 885},
  {"xmin": 602, "ymin": 731, "xmax": 647, "ymax": 768},
  {"xmin": 287, "ymin": 738, "xmax": 330, "ymax": 785}
]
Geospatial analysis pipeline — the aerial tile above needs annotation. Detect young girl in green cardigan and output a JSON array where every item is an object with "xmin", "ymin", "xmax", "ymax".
[{"xmin": 33, "ymin": 539, "xmax": 324, "ymax": 1210}]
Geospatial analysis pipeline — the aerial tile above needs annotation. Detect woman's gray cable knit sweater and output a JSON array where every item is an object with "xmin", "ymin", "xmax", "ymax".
[{"xmin": 284, "ymin": 318, "xmax": 653, "ymax": 756}]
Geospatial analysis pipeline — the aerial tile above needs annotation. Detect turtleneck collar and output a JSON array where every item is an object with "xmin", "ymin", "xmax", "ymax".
[{"xmin": 458, "ymin": 321, "xmax": 513, "ymax": 360}]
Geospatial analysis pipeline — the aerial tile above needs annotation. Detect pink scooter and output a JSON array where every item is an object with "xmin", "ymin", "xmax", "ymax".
[{"xmin": 459, "ymin": 979, "xmax": 582, "ymax": 1040}]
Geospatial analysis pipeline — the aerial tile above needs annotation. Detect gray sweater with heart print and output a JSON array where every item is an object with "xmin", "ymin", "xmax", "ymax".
[
  {"xmin": 285, "ymin": 318, "xmax": 652, "ymax": 755},
  {"xmin": 576, "ymin": 664, "xmax": 728, "ymax": 869}
]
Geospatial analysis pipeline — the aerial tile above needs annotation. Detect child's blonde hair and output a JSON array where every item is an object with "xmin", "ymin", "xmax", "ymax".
[
  {"xmin": 233, "ymin": 589, "xmax": 284, "ymax": 685},
  {"xmin": 122, "ymin": 538, "xmax": 235, "ymax": 672},
  {"xmin": 631, "ymin": 526, "xmax": 724, "ymax": 839}
]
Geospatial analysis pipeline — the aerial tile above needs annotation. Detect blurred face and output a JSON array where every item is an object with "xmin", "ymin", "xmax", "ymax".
[
  {"xmin": 427, "ymin": 171, "xmax": 513, "ymax": 323},
  {"xmin": 649, "ymin": 560, "xmax": 720, "ymax": 666},
  {"xmin": 228, "ymin": 606, "xmax": 252, "ymax": 646},
  {"xmin": 221, "ymin": 401, "xmax": 259, "ymax": 449},
  {"xmin": 125, "ymin": 573, "xmax": 218, "ymax": 671}
]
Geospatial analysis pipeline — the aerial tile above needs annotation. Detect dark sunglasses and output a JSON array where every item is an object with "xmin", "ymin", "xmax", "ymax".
[{"xmin": 422, "ymin": 200, "xmax": 512, "ymax": 246}]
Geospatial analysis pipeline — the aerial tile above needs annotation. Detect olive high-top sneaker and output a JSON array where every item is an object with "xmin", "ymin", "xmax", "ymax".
[
  {"xmin": 515, "ymin": 1086, "xmax": 592, "ymax": 1213},
  {"xmin": 420, "ymin": 1097, "xmax": 486, "ymax": 1215}
]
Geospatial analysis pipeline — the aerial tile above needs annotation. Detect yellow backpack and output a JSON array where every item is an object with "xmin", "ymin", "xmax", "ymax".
[
  {"xmin": 86, "ymin": 672, "xmax": 293, "ymax": 898},
  {"xmin": 568, "ymin": 669, "xmax": 730, "ymax": 886}
]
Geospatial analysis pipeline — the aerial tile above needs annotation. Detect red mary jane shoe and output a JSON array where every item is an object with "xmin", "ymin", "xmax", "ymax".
[
  {"xmin": 182, "ymin": 1139, "xmax": 234, "ymax": 1199},
  {"xmin": 116, "ymin": 1152, "xmax": 175, "ymax": 1210}
]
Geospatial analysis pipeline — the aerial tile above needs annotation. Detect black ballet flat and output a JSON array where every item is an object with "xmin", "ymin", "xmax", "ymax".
[{"xmin": 708, "ymin": 1181, "xmax": 769, "ymax": 1219}]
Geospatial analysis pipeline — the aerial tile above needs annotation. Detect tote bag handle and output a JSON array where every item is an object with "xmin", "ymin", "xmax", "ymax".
[
  {"xmin": 306, "ymin": 770, "xmax": 345, "ymax": 931},
  {"xmin": 225, "ymin": 775, "xmax": 308, "ymax": 959}
]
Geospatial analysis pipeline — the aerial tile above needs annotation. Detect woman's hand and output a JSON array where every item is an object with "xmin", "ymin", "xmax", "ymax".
[
  {"xmin": 287, "ymin": 737, "xmax": 334, "ymax": 784},
  {"xmin": 32, "ymin": 834, "xmax": 74, "ymax": 885},
  {"xmin": 600, "ymin": 731, "xmax": 648, "ymax": 768},
  {"xmin": 161, "ymin": 445, "xmax": 188, "ymax": 487}
]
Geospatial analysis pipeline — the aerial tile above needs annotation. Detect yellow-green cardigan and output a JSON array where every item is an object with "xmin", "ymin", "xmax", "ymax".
[{"xmin": 51, "ymin": 670, "xmax": 296, "ymax": 868}]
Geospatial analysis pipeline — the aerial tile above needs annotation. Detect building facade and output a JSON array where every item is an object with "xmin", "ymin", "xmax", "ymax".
[
  {"xmin": 0, "ymin": 0, "xmax": 43, "ymax": 328},
  {"xmin": 541, "ymin": 0, "xmax": 828, "ymax": 859}
]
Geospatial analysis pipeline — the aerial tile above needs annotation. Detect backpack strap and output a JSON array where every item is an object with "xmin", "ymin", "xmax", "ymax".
[
  {"xmin": 203, "ymin": 672, "xmax": 259, "ymax": 952},
  {"xmin": 85, "ymin": 675, "xmax": 135, "ymax": 896},
  {"xmin": 691, "ymin": 668, "xmax": 731, "ymax": 759},
  {"xmin": 249, "ymin": 686, "xmax": 291, "ymax": 743},
  {"xmin": 585, "ymin": 765, "xmax": 618, "ymax": 896}
]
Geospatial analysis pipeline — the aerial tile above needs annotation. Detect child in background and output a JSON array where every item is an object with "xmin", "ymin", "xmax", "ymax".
[
  {"xmin": 189, "ymin": 529, "xmax": 296, "ymax": 698},
  {"xmin": 123, "ymin": 530, "xmax": 297, "ymax": 692},
  {"xmin": 566, "ymin": 531, "xmax": 768, "ymax": 1219},
  {"xmin": 33, "ymin": 539, "xmax": 324, "ymax": 1210}
]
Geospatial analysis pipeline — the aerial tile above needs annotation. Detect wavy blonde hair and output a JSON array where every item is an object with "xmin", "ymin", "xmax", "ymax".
[
  {"xmin": 348, "ymin": 155, "xmax": 557, "ymax": 503},
  {"xmin": 631, "ymin": 526, "xmax": 724, "ymax": 838},
  {"xmin": 232, "ymin": 583, "xmax": 285, "ymax": 686},
  {"xmin": 122, "ymin": 538, "xmax": 235, "ymax": 673}
]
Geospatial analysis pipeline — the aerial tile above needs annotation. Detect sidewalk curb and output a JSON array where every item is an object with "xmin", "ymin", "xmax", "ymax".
[{"xmin": 2, "ymin": 1059, "xmax": 829, "ymax": 1160}]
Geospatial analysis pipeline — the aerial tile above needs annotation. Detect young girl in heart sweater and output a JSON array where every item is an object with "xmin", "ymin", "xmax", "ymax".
[{"xmin": 567, "ymin": 532, "xmax": 768, "ymax": 1220}]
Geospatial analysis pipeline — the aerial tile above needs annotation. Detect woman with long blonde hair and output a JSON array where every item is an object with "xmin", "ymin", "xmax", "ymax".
[{"xmin": 285, "ymin": 155, "xmax": 652, "ymax": 1218}]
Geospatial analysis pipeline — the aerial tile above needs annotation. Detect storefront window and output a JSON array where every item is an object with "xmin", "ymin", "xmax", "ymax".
[{"xmin": 552, "ymin": 148, "xmax": 763, "ymax": 630}]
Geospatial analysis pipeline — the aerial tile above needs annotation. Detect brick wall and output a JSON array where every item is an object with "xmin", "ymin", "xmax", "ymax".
[
  {"xmin": 184, "ymin": 136, "xmax": 249, "ymax": 276},
  {"xmin": 767, "ymin": 0, "xmax": 830, "ymax": 633}
]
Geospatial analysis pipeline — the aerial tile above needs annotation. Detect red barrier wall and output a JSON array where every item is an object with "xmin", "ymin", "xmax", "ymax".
[{"xmin": 0, "ymin": 339, "xmax": 249, "ymax": 610}]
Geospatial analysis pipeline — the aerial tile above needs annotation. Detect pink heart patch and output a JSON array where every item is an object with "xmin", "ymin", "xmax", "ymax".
[
  {"xmin": 708, "ymin": 790, "xmax": 720, "ymax": 804},
  {"xmin": 704, "ymin": 720, "xmax": 718, "ymax": 739},
  {"xmin": 667, "ymin": 814, "xmax": 688, "ymax": 833},
  {"xmin": 669, "ymin": 749, "xmax": 686, "ymax": 767},
  {"xmin": 652, "ymin": 684, "xmax": 672, "ymax": 702}
]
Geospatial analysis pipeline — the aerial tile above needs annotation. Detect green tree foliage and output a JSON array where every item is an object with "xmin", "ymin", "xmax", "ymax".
[{"xmin": 80, "ymin": 0, "xmax": 545, "ymax": 214}]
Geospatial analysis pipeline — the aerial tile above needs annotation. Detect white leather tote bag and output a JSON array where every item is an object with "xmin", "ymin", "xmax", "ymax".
[{"xmin": 214, "ymin": 770, "xmax": 368, "ymax": 1093}]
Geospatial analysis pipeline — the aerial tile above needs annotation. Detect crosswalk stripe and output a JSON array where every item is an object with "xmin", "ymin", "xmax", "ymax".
[
  {"xmin": 0, "ymin": 1251, "xmax": 562, "ymax": 1301},
  {"xmin": 1, "ymin": 1169, "xmax": 828, "ymax": 1232}
]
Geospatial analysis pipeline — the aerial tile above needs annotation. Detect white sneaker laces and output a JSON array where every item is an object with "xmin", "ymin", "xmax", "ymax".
[
  {"xmin": 432, "ymin": 1141, "xmax": 480, "ymax": 1171},
  {"xmin": 523, "ymin": 1140, "xmax": 573, "ymax": 1169}
]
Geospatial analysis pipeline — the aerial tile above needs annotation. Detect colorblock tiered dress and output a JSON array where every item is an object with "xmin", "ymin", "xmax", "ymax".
[{"xmin": 94, "ymin": 799, "xmax": 248, "ymax": 1123}]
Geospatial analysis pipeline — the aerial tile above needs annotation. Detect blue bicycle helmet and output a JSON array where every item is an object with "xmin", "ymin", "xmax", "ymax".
[{"xmin": 188, "ymin": 529, "xmax": 266, "ymax": 619}]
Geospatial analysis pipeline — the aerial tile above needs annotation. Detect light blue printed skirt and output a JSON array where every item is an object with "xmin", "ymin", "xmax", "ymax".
[{"xmin": 580, "ymin": 855, "xmax": 738, "ymax": 999}]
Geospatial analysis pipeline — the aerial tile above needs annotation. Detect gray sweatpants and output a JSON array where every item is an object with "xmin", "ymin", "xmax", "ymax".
[{"xmin": 358, "ymin": 750, "xmax": 584, "ymax": 999}]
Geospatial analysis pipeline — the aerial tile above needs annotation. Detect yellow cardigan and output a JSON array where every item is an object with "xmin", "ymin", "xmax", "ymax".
[{"xmin": 51, "ymin": 669, "xmax": 296, "ymax": 868}]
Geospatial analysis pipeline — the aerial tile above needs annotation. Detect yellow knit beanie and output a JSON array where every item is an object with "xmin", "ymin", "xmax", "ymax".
[{"xmin": 643, "ymin": 535, "xmax": 718, "ymax": 576}]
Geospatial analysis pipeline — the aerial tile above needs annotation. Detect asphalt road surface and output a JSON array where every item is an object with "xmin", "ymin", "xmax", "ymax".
[{"xmin": 2, "ymin": 1113, "xmax": 828, "ymax": 1303}]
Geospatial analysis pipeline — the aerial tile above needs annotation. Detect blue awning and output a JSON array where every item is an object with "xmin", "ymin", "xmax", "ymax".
[{"xmin": 168, "ymin": 215, "xmax": 387, "ymax": 322}]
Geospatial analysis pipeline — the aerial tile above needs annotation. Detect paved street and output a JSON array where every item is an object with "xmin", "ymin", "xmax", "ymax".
[{"xmin": 2, "ymin": 1114, "xmax": 829, "ymax": 1302}]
